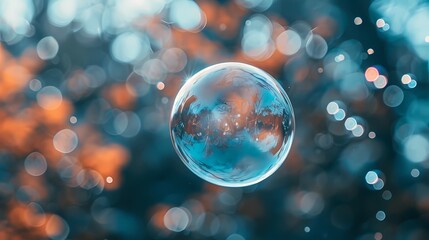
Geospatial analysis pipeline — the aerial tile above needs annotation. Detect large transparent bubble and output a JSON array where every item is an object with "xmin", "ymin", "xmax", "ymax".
[{"xmin": 170, "ymin": 62, "xmax": 294, "ymax": 187}]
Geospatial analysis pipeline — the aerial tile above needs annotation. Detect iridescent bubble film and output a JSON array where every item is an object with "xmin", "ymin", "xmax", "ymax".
[
  {"xmin": 170, "ymin": 63, "xmax": 294, "ymax": 187},
  {"xmin": 2, "ymin": 0, "xmax": 429, "ymax": 239}
]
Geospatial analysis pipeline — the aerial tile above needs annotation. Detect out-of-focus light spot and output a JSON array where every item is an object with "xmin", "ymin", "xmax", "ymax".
[
  {"xmin": 304, "ymin": 226, "xmax": 311, "ymax": 233},
  {"xmin": 382, "ymin": 23, "xmax": 390, "ymax": 31},
  {"xmin": 352, "ymin": 125, "xmax": 364, "ymax": 137},
  {"xmin": 237, "ymin": 0, "xmax": 274, "ymax": 11},
  {"xmin": 276, "ymin": 29, "xmax": 301, "ymax": 56},
  {"xmin": 24, "ymin": 152, "xmax": 47, "ymax": 177},
  {"xmin": 242, "ymin": 15, "xmax": 274, "ymax": 60},
  {"xmin": 375, "ymin": 232, "xmax": 383, "ymax": 240},
  {"xmin": 376, "ymin": 19, "xmax": 385, "ymax": 28},
  {"xmin": 401, "ymin": 74, "xmax": 412, "ymax": 84},
  {"xmin": 226, "ymin": 234, "xmax": 245, "ymax": 240},
  {"xmin": 170, "ymin": 0, "xmax": 205, "ymax": 32},
  {"xmin": 47, "ymin": 0, "xmax": 77, "ymax": 27},
  {"xmin": 161, "ymin": 97, "xmax": 169, "ymax": 104},
  {"xmin": 156, "ymin": 82, "xmax": 165, "ymax": 90},
  {"xmin": 404, "ymin": 134, "xmax": 429, "ymax": 163},
  {"xmin": 334, "ymin": 54, "xmax": 345, "ymax": 62},
  {"xmin": 37, "ymin": 86, "xmax": 63, "ymax": 110},
  {"xmin": 111, "ymin": 32, "xmax": 149, "ymax": 63},
  {"xmin": 306, "ymin": 34, "xmax": 328, "ymax": 59},
  {"xmin": 367, "ymin": 48, "xmax": 374, "ymax": 55},
  {"xmin": 29, "ymin": 79, "xmax": 41, "ymax": 91},
  {"xmin": 24, "ymin": 202, "xmax": 46, "ymax": 227},
  {"xmin": 164, "ymin": 207, "xmax": 190, "ymax": 232},
  {"xmin": 106, "ymin": 176, "xmax": 113, "ymax": 183},
  {"xmin": 334, "ymin": 109, "xmax": 346, "ymax": 121},
  {"xmin": 365, "ymin": 171, "xmax": 378, "ymax": 184},
  {"xmin": 37, "ymin": 36, "xmax": 59, "ymax": 60},
  {"xmin": 138, "ymin": 58, "xmax": 167, "ymax": 84},
  {"xmin": 0, "ymin": 0, "xmax": 35, "ymax": 35},
  {"xmin": 411, "ymin": 168, "xmax": 420, "ymax": 178},
  {"xmin": 408, "ymin": 79, "xmax": 417, "ymax": 88},
  {"xmin": 374, "ymin": 75, "xmax": 388, "ymax": 89},
  {"xmin": 425, "ymin": 36, "xmax": 429, "ymax": 43},
  {"xmin": 344, "ymin": 117, "xmax": 357, "ymax": 130},
  {"xmin": 383, "ymin": 85, "xmax": 404, "ymax": 107},
  {"xmin": 376, "ymin": 211, "xmax": 386, "ymax": 221},
  {"xmin": 77, "ymin": 169, "xmax": 103, "ymax": 190},
  {"xmin": 365, "ymin": 67, "xmax": 379, "ymax": 82},
  {"xmin": 161, "ymin": 48, "xmax": 187, "ymax": 73},
  {"xmin": 373, "ymin": 179, "xmax": 384, "ymax": 190},
  {"xmin": 326, "ymin": 101, "xmax": 339, "ymax": 115},
  {"xmin": 354, "ymin": 17, "xmax": 363, "ymax": 25},
  {"xmin": 53, "ymin": 129, "xmax": 78, "ymax": 153},
  {"xmin": 382, "ymin": 190, "xmax": 392, "ymax": 200},
  {"xmin": 369, "ymin": 131, "xmax": 376, "ymax": 139},
  {"xmin": 45, "ymin": 214, "xmax": 70, "ymax": 240},
  {"xmin": 70, "ymin": 116, "xmax": 77, "ymax": 124}
]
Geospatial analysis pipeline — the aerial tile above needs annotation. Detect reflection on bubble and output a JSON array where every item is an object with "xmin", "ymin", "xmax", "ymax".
[
  {"xmin": 164, "ymin": 207, "xmax": 190, "ymax": 232},
  {"xmin": 24, "ymin": 152, "xmax": 47, "ymax": 177},
  {"xmin": 53, "ymin": 129, "xmax": 78, "ymax": 153},
  {"xmin": 37, "ymin": 86, "xmax": 63, "ymax": 110},
  {"xmin": 170, "ymin": 62, "xmax": 294, "ymax": 187}
]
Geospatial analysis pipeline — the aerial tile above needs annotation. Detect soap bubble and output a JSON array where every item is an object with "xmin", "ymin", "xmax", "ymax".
[{"xmin": 170, "ymin": 62, "xmax": 295, "ymax": 187}]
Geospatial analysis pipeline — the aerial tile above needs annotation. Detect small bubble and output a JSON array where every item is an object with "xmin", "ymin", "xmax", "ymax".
[
  {"xmin": 164, "ymin": 207, "xmax": 190, "ymax": 232},
  {"xmin": 53, "ymin": 129, "xmax": 78, "ymax": 153},
  {"xmin": 106, "ymin": 176, "xmax": 113, "ymax": 183},
  {"xmin": 317, "ymin": 67, "xmax": 324, "ymax": 73},
  {"xmin": 411, "ymin": 169, "xmax": 420, "ymax": 178},
  {"xmin": 365, "ymin": 171, "xmax": 378, "ymax": 184},
  {"xmin": 37, "ymin": 86, "xmax": 63, "ymax": 110},
  {"xmin": 367, "ymin": 48, "xmax": 374, "ymax": 55},
  {"xmin": 24, "ymin": 152, "xmax": 47, "ymax": 177},
  {"xmin": 376, "ymin": 19, "xmax": 385, "ymax": 28},
  {"xmin": 70, "ymin": 116, "xmax": 77, "ymax": 124},
  {"xmin": 382, "ymin": 190, "xmax": 392, "ymax": 200},
  {"xmin": 369, "ymin": 131, "xmax": 376, "ymax": 139},
  {"xmin": 156, "ymin": 82, "xmax": 165, "ymax": 90},
  {"xmin": 376, "ymin": 211, "xmax": 386, "ymax": 221},
  {"xmin": 37, "ymin": 36, "xmax": 59, "ymax": 60},
  {"xmin": 354, "ymin": 17, "xmax": 363, "ymax": 25},
  {"xmin": 29, "ymin": 79, "xmax": 42, "ymax": 91},
  {"xmin": 375, "ymin": 232, "xmax": 383, "ymax": 240}
]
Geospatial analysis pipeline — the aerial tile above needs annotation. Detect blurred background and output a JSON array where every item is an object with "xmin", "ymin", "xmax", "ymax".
[{"xmin": 1, "ymin": 0, "xmax": 429, "ymax": 239}]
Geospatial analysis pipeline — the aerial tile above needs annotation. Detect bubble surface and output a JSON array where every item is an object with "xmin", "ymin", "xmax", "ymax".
[{"xmin": 170, "ymin": 62, "xmax": 294, "ymax": 187}]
